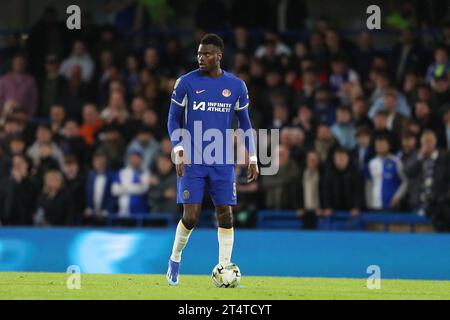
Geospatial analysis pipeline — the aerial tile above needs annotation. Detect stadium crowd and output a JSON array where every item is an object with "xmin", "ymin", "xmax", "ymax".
[{"xmin": 0, "ymin": 3, "xmax": 450, "ymax": 231}]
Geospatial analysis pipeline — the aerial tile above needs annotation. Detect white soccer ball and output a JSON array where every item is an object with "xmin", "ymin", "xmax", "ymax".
[{"xmin": 211, "ymin": 262, "xmax": 241, "ymax": 288}]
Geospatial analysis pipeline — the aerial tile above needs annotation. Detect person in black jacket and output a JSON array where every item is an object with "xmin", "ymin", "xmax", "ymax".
[
  {"xmin": 35, "ymin": 169, "xmax": 74, "ymax": 226},
  {"xmin": 0, "ymin": 155, "xmax": 37, "ymax": 225},
  {"xmin": 63, "ymin": 155, "xmax": 86, "ymax": 224},
  {"xmin": 296, "ymin": 150, "xmax": 324, "ymax": 229},
  {"xmin": 323, "ymin": 147, "xmax": 363, "ymax": 218}
]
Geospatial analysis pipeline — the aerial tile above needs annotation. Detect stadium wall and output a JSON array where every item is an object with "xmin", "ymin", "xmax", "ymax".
[{"xmin": 0, "ymin": 227, "xmax": 449, "ymax": 280}]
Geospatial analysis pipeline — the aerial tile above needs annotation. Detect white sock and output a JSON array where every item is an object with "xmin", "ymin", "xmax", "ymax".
[
  {"xmin": 170, "ymin": 220, "xmax": 193, "ymax": 263},
  {"xmin": 218, "ymin": 227, "xmax": 234, "ymax": 265}
]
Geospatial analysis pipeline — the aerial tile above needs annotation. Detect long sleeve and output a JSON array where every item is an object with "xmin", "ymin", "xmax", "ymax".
[
  {"xmin": 167, "ymin": 104, "xmax": 185, "ymax": 150},
  {"xmin": 167, "ymin": 76, "xmax": 188, "ymax": 152},
  {"xmin": 236, "ymin": 107, "xmax": 257, "ymax": 158},
  {"xmin": 235, "ymin": 79, "xmax": 256, "ymax": 159}
]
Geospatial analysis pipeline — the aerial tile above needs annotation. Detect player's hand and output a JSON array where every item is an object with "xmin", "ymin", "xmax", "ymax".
[
  {"xmin": 175, "ymin": 149, "xmax": 184, "ymax": 177},
  {"xmin": 390, "ymin": 197, "xmax": 400, "ymax": 209},
  {"xmin": 296, "ymin": 209, "xmax": 305, "ymax": 217},
  {"xmin": 247, "ymin": 163, "xmax": 259, "ymax": 182}
]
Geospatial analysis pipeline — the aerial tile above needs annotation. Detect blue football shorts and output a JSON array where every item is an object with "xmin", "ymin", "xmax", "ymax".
[{"xmin": 177, "ymin": 164, "xmax": 237, "ymax": 206}]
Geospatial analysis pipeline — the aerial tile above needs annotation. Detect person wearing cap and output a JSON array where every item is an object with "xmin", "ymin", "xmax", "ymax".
[{"xmin": 111, "ymin": 146, "xmax": 150, "ymax": 216}]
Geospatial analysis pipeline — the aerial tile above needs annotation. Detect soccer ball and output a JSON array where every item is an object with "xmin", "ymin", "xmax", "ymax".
[{"xmin": 211, "ymin": 262, "xmax": 241, "ymax": 288}]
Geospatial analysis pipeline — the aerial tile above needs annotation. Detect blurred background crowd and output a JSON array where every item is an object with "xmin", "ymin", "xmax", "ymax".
[{"xmin": 0, "ymin": 0, "xmax": 450, "ymax": 231}]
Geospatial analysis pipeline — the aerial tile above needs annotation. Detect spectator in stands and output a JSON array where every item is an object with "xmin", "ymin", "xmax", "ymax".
[
  {"xmin": 95, "ymin": 125, "xmax": 126, "ymax": 170},
  {"xmin": 390, "ymin": 28, "xmax": 424, "ymax": 85},
  {"xmin": 352, "ymin": 97, "xmax": 372, "ymax": 129},
  {"xmin": 80, "ymin": 103, "xmax": 103, "ymax": 146},
  {"xmin": 373, "ymin": 109, "xmax": 401, "ymax": 153},
  {"xmin": 60, "ymin": 119, "xmax": 88, "ymax": 164},
  {"xmin": 429, "ymin": 73, "xmax": 450, "ymax": 115},
  {"xmin": 312, "ymin": 87, "xmax": 336, "ymax": 126},
  {"xmin": 325, "ymin": 28, "xmax": 355, "ymax": 60},
  {"xmin": 59, "ymin": 40, "xmax": 95, "ymax": 82},
  {"xmin": 425, "ymin": 46, "xmax": 450, "ymax": 86},
  {"xmin": 355, "ymin": 31, "xmax": 377, "ymax": 84},
  {"xmin": 0, "ymin": 53, "xmax": 38, "ymax": 117},
  {"xmin": 323, "ymin": 148, "xmax": 363, "ymax": 217},
  {"xmin": 369, "ymin": 70, "xmax": 391, "ymax": 105},
  {"xmin": 270, "ymin": 104, "xmax": 290, "ymax": 129},
  {"xmin": 292, "ymin": 105, "xmax": 316, "ymax": 146},
  {"xmin": 414, "ymin": 100, "xmax": 441, "ymax": 133},
  {"xmin": 297, "ymin": 150, "xmax": 323, "ymax": 229},
  {"xmin": 261, "ymin": 144, "xmax": 300, "ymax": 210},
  {"xmin": 59, "ymin": 64, "xmax": 90, "ymax": 121},
  {"xmin": 148, "ymin": 155, "xmax": 177, "ymax": 214},
  {"xmin": 367, "ymin": 134, "xmax": 408, "ymax": 211},
  {"xmin": 383, "ymin": 90, "xmax": 408, "ymax": 138},
  {"xmin": 0, "ymin": 154, "xmax": 37, "ymax": 225},
  {"xmin": 49, "ymin": 104, "xmax": 64, "ymax": 134},
  {"xmin": 27, "ymin": 124, "xmax": 65, "ymax": 168},
  {"xmin": 39, "ymin": 54, "xmax": 66, "ymax": 117},
  {"xmin": 125, "ymin": 95, "xmax": 147, "ymax": 137},
  {"xmin": 85, "ymin": 151, "xmax": 116, "ymax": 222},
  {"xmin": 331, "ymin": 105, "xmax": 357, "ymax": 150},
  {"xmin": 111, "ymin": 147, "xmax": 150, "ymax": 216},
  {"xmin": 7, "ymin": 135, "xmax": 26, "ymax": 157},
  {"xmin": 255, "ymin": 31, "xmax": 291, "ymax": 60},
  {"xmin": 314, "ymin": 123, "xmax": 337, "ymax": 164},
  {"xmin": 352, "ymin": 126, "xmax": 374, "ymax": 172},
  {"xmin": 63, "ymin": 155, "xmax": 85, "ymax": 223},
  {"xmin": 100, "ymin": 90, "xmax": 130, "ymax": 123},
  {"xmin": 32, "ymin": 142, "xmax": 61, "ymax": 189},
  {"xmin": 126, "ymin": 126, "xmax": 159, "ymax": 171},
  {"xmin": 124, "ymin": 54, "xmax": 141, "ymax": 95},
  {"xmin": 369, "ymin": 86, "xmax": 412, "ymax": 120},
  {"xmin": 35, "ymin": 169, "xmax": 73, "ymax": 226},
  {"xmin": 329, "ymin": 56, "xmax": 359, "ymax": 98},
  {"xmin": 404, "ymin": 131, "xmax": 450, "ymax": 220},
  {"xmin": 143, "ymin": 47, "xmax": 161, "ymax": 75},
  {"xmin": 398, "ymin": 131, "xmax": 420, "ymax": 211}
]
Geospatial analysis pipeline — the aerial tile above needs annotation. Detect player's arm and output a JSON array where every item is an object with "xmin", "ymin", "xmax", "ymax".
[
  {"xmin": 235, "ymin": 80, "xmax": 259, "ymax": 182},
  {"xmin": 167, "ymin": 77, "xmax": 188, "ymax": 177}
]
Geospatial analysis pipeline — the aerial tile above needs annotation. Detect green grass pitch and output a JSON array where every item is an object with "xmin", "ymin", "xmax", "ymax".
[{"xmin": 0, "ymin": 272, "xmax": 449, "ymax": 300}]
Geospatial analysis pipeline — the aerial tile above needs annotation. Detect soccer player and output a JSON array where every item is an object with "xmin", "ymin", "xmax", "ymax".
[{"xmin": 166, "ymin": 33, "xmax": 259, "ymax": 285}]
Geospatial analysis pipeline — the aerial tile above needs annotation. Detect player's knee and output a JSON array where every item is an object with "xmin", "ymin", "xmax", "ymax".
[
  {"xmin": 181, "ymin": 216, "xmax": 198, "ymax": 230},
  {"xmin": 216, "ymin": 207, "xmax": 233, "ymax": 228}
]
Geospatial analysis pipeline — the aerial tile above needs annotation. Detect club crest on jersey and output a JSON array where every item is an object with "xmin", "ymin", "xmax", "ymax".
[{"xmin": 222, "ymin": 89, "xmax": 231, "ymax": 97}]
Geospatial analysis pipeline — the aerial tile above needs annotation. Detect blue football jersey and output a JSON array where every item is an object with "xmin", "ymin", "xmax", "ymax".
[{"xmin": 170, "ymin": 69, "xmax": 250, "ymax": 166}]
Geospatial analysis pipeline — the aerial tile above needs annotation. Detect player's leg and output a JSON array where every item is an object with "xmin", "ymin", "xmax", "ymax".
[
  {"xmin": 167, "ymin": 165, "xmax": 205, "ymax": 285},
  {"xmin": 170, "ymin": 203, "xmax": 201, "ymax": 263},
  {"xmin": 167, "ymin": 204, "xmax": 203, "ymax": 286},
  {"xmin": 215, "ymin": 205, "xmax": 234, "ymax": 265},
  {"xmin": 208, "ymin": 165, "xmax": 237, "ymax": 265}
]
